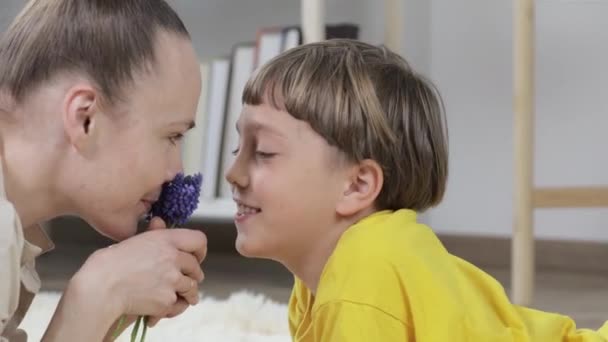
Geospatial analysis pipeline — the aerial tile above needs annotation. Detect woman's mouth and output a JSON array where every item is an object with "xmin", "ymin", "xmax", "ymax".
[{"xmin": 140, "ymin": 199, "xmax": 155, "ymax": 215}]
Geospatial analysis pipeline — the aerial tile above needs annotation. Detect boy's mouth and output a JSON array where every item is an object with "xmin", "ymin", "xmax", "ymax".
[
  {"xmin": 233, "ymin": 198, "xmax": 262, "ymax": 222},
  {"xmin": 237, "ymin": 203, "xmax": 261, "ymax": 215}
]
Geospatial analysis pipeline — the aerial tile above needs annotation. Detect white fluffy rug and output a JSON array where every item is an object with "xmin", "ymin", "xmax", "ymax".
[{"xmin": 20, "ymin": 291, "xmax": 291, "ymax": 341}]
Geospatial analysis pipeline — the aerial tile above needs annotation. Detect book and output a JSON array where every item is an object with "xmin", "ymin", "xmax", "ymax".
[{"xmin": 218, "ymin": 43, "xmax": 256, "ymax": 198}]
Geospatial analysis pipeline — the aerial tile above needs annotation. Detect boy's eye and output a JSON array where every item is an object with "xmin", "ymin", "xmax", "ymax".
[
  {"xmin": 255, "ymin": 151, "xmax": 276, "ymax": 159},
  {"xmin": 231, "ymin": 148, "xmax": 275, "ymax": 159}
]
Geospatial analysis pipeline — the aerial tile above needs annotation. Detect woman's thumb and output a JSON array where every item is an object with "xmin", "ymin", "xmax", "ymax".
[{"xmin": 148, "ymin": 216, "xmax": 167, "ymax": 230}]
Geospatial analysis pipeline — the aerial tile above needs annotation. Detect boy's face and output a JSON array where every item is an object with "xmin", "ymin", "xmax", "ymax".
[
  {"xmin": 66, "ymin": 33, "xmax": 201, "ymax": 240},
  {"xmin": 226, "ymin": 102, "xmax": 351, "ymax": 263}
]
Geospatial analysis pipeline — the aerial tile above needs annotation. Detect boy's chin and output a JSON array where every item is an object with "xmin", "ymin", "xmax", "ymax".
[
  {"xmin": 235, "ymin": 236, "xmax": 254, "ymax": 257},
  {"xmin": 234, "ymin": 236, "xmax": 287, "ymax": 268},
  {"xmin": 235, "ymin": 235, "xmax": 267, "ymax": 259}
]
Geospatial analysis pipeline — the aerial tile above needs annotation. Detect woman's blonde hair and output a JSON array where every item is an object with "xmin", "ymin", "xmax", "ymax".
[{"xmin": 0, "ymin": 0, "xmax": 189, "ymax": 107}]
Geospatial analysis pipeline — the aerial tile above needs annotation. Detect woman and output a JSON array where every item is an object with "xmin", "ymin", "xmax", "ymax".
[{"xmin": 0, "ymin": 0, "xmax": 207, "ymax": 340}]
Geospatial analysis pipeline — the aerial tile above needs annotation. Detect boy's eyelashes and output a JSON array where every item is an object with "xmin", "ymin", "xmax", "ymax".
[
  {"xmin": 255, "ymin": 151, "xmax": 276, "ymax": 159},
  {"xmin": 231, "ymin": 147, "xmax": 276, "ymax": 159}
]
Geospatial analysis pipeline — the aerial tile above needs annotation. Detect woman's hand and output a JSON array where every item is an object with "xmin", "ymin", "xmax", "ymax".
[
  {"xmin": 41, "ymin": 218, "xmax": 207, "ymax": 341},
  {"xmin": 82, "ymin": 217, "xmax": 207, "ymax": 317},
  {"xmin": 138, "ymin": 217, "xmax": 204, "ymax": 327}
]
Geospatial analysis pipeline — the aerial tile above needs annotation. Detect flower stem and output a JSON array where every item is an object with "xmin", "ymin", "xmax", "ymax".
[
  {"xmin": 140, "ymin": 316, "xmax": 149, "ymax": 342},
  {"xmin": 111, "ymin": 315, "xmax": 126, "ymax": 340},
  {"xmin": 130, "ymin": 316, "xmax": 142, "ymax": 342}
]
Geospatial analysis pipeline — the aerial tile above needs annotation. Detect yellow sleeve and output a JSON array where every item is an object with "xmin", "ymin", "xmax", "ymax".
[
  {"xmin": 599, "ymin": 321, "xmax": 608, "ymax": 339},
  {"xmin": 287, "ymin": 289, "xmax": 300, "ymax": 337},
  {"xmin": 312, "ymin": 301, "xmax": 411, "ymax": 341}
]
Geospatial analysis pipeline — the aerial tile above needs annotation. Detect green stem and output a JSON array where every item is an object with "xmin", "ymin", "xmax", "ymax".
[
  {"xmin": 140, "ymin": 316, "xmax": 149, "ymax": 342},
  {"xmin": 111, "ymin": 315, "xmax": 126, "ymax": 340},
  {"xmin": 130, "ymin": 316, "xmax": 142, "ymax": 342}
]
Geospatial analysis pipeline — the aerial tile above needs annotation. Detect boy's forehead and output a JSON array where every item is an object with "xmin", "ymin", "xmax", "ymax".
[{"xmin": 238, "ymin": 105, "xmax": 284, "ymax": 130}]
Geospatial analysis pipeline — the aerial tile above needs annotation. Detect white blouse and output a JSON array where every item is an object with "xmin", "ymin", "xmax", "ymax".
[{"xmin": 0, "ymin": 159, "xmax": 53, "ymax": 341}]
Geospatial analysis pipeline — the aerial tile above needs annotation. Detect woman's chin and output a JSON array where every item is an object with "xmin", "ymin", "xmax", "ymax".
[{"xmin": 86, "ymin": 215, "xmax": 139, "ymax": 242}]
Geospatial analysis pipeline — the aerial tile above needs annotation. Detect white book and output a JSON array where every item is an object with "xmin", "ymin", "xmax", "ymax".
[
  {"xmin": 218, "ymin": 43, "xmax": 255, "ymax": 198},
  {"xmin": 201, "ymin": 58, "xmax": 230, "ymax": 199},
  {"xmin": 182, "ymin": 62, "xmax": 210, "ymax": 176},
  {"xmin": 281, "ymin": 27, "xmax": 301, "ymax": 52},
  {"xmin": 256, "ymin": 29, "xmax": 283, "ymax": 68}
]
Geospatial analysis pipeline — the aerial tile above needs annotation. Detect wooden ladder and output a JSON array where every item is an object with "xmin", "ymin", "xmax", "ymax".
[{"xmin": 512, "ymin": 0, "xmax": 608, "ymax": 306}]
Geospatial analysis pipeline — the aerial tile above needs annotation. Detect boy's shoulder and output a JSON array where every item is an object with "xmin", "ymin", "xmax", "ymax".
[
  {"xmin": 332, "ymin": 209, "xmax": 444, "ymax": 264},
  {"xmin": 313, "ymin": 210, "xmax": 450, "ymax": 317}
]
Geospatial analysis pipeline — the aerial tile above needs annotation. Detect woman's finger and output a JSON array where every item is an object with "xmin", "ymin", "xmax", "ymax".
[
  {"xmin": 146, "ymin": 298, "xmax": 190, "ymax": 327},
  {"xmin": 165, "ymin": 298, "xmax": 190, "ymax": 318},
  {"xmin": 146, "ymin": 316, "xmax": 162, "ymax": 327},
  {"xmin": 167, "ymin": 229, "xmax": 207, "ymax": 263},
  {"xmin": 176, "ymin": 251, "xmax": 205, "ymax": 282},
  {"xmin": 175, "ymin": 275, "xmax": 199, "ymax": 305},
  {"xmin": 148, "ymin": 216, "xmax": 167, "ymax": 231}
]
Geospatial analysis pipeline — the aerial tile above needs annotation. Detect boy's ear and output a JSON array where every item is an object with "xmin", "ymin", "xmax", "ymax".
[
  {"xmin": 336, "ymin": 159, "xmax": 384, "ymax": 217},
  {"xmin": 62, "ymin": 84, "xmax": 99, "ymax": 154}
]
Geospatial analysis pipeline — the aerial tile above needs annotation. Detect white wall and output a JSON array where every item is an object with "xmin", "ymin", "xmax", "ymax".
[
  {"xmin": 402, "ymin": 0, "xmax": 432, "ymax": 74},
  {"xmin": 426, "ymin": 0, "xmax": 608, "ymax": 241},
  {"xmin": 171, "ymin": 0, "xmax": 384, "ymax": 60},
  {"xmin": 3, "ymin": 0, "xmax": 607, "ymax": 241},
  {"xmin": 1, "ymin": 0, "xmax": 384, "ymax": 60}
]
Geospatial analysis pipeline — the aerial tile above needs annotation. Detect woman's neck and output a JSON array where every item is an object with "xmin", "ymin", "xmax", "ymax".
[{"xmin": 0, "ymin": 117, "xmax": 62, "ymax": 229}]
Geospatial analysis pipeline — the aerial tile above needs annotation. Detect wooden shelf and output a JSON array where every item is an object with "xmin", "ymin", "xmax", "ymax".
[
  {"xmin": 533, "ymin": 186, "xmax": 608, "ymax": 208},
  {"xmin": 191, "ymin": 198, "xmax": 236, "ymax": 221}
]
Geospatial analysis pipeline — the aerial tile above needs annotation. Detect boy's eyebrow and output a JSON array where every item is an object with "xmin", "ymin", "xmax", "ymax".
[{"xmin": 235, "ymin": 120, "xmax": 285, "ymax": 138}]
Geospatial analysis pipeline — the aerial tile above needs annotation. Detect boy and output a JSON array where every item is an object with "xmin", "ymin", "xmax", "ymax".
[{"xmin": 225, "ymin": 39, "xmax": 608, "ymax": 341}]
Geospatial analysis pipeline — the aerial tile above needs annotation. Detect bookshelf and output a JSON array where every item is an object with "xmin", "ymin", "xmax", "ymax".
[
  {"xmin": 193, "ymin": 198, "xmax": 237, "ymax": 221},
  {"xmin": 187, "ymin": 0, "xmax": 403, "ymax": 222}
]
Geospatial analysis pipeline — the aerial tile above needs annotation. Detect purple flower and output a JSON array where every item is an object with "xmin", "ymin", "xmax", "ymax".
[
  {"xmin": 148, "ymin": 172, "xmax": 202, "ymax": 226},
  {"xmin": 123, "ymin": 173, "xmax": 202, "ymax": 342}
]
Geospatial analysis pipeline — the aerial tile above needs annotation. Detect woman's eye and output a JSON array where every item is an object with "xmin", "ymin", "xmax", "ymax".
[
  {"xmin": 169, "ymin": 133, "xmax": 184, "ymax": 145},
  {"xmin": 231, "ymin": 147, "xmax": 240, "ymax": 156}
]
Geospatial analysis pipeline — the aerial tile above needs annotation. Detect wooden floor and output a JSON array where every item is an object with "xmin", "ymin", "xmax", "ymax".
[{"xmin": 37, "ymin": 240, "xmax": 608, "ymax": 331}]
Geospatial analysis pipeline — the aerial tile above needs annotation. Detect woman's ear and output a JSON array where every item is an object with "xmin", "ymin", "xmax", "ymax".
[
  {"xmin": 62, "ymin": 84, "xmax": 99, "ymax": 154},
  {"xmin": 0, "ymin": 89, "xmax": 16, "ymax": 114},
  {"xmin": 336, "ymin": 159, "xmax": 384, "ymax": 217}
]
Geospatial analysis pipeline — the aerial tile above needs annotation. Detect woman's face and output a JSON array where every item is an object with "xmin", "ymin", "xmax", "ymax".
[{"xmin": 66, "ymin": 33, "xmax": 202, "ymax": 240}]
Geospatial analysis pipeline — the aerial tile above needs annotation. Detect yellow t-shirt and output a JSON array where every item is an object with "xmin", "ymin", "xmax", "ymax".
[{"xmin": 288, "ymin": 209, "xmax": 608, "ymax": 341}]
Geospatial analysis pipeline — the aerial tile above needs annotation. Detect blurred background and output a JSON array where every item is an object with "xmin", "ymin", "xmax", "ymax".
[{"xmin": 2, "ymin": 0, "xmax": 608, "ymax": 337}]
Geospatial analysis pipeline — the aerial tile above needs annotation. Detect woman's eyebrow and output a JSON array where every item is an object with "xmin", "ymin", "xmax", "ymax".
[{"xmin": 170, "ymin": 119, "xmax": 196, "ymax": 130}]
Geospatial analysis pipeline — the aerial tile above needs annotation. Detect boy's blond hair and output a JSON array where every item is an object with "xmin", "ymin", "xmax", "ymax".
[
  {"xmin": 0, "ymin": 0, "xmax": 189, "ymax": 107},
  {"xmin": 243, "ymin": 39, "xmax": 448, "ymax": 212}
]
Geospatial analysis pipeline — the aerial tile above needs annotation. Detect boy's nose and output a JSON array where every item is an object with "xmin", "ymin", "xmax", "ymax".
[{"xmin": 225, "ymin": 158, "xmax": 248, "ymax": 190}]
